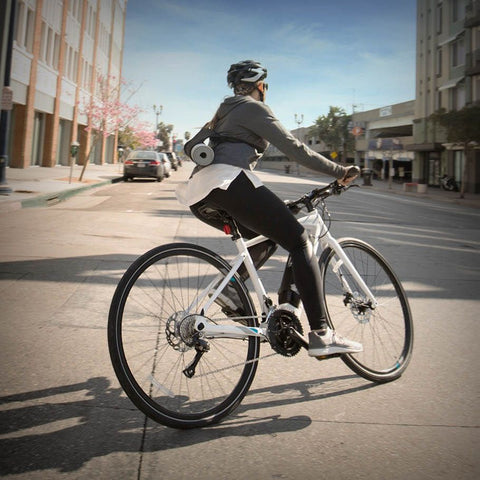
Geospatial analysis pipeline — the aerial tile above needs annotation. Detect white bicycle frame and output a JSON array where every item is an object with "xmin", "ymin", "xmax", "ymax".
[{"xmin": 191, "ymin": 206, "xmax": 378, "ymax": 342}]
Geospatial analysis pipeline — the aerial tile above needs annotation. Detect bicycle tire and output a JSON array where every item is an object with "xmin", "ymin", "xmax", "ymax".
[
  {"xmin": 320, "ymin": 238, "xmax": 413, "ymax": 383},
  {"xmin": 108, "ymin": 243, "xmax": 260, "ymax": 429}
]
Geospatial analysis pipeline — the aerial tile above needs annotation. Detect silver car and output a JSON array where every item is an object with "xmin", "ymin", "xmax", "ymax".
[{"xmin": 123, "ymin": 150, "xmax": 168, "ymax": 182}]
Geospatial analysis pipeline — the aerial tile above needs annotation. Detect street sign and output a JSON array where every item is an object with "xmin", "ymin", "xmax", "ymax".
[
  {"xmin": 1, "ymin": 87, "xmax": 13, "ymax": 111},
  {"xmin": 331, "ymin": 151, "xmax": 338, "ymax": 159}
]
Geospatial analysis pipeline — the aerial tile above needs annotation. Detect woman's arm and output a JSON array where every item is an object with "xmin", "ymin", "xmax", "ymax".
[{"xmin": 241, "ymin": 101, "xmax": 348, "ymax": 179}]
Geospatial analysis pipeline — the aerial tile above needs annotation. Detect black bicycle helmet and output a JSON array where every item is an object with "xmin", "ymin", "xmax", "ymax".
[{"xmin": 227, "ymin": 60, "xmax": 267, "ymax": 88}]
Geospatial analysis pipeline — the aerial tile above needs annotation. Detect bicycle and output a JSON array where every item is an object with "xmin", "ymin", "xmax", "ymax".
[{"xmin": 108, "ymin": 179, "xmax": 413, "ymax": 429}]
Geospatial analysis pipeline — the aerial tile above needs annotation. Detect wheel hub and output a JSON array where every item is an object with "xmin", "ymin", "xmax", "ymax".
[
  {"xmin": 166, "ymin": 312, "xmax": 208, "ymax": 351},
  {"xmin": 350, "ymin": 292, "xmax": 372, "ymax": 324}
]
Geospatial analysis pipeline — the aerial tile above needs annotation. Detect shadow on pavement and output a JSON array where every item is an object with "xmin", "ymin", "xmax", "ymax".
[
  {"xmin": 0, "ymin": 246, "xmax": 477, "ymax": 300},
  {"xmin": 0, "ymin": 374, "xmax": 373, "ymax": 475}
]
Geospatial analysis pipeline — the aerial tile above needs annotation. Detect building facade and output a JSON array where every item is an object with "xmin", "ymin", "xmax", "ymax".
[
  {"xmin": 352, "ymin": 101, "xmax": 415, "ymax": 181},
  {"xmin": 410, "ymin": 0, "xmax": 480, "ymax": 191},
  {"xmin": 2, "ymin": 0, "xmax": 127, "ymax": 169},
  {"xmin": 261, "ymin": 107, "xmax": 415, "ymax": 181}
]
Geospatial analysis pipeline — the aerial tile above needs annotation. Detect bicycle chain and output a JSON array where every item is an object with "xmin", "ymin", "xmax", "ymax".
[{"xmin": 192, "ymin": 350, "xmax": 278, "ymax": 378}]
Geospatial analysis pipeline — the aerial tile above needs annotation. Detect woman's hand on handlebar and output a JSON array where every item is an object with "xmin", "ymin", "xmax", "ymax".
[{"xmin": 338, "ymin": 166, "xmax": 361, "ymax": 186}]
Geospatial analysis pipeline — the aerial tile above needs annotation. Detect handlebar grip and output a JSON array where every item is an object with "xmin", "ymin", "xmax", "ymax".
[{"xmin": 344, "ymin": 165, "xmax": 361, "ymax": 179}]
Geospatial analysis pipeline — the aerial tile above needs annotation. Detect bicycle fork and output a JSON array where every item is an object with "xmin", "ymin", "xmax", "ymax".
[{"xmin": 323, "ymin": 241, "xmax": 378, "ymax": 323}]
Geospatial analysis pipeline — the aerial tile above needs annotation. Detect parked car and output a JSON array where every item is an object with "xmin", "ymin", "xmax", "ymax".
[
  {"xmin": 123, "ymin": 150, "xmax": 169, "ymax": 182},
  {"xmin": 160, "ymin": 153, "xmax": 172, "ymax": 177},
  {"xmin": 160, "ymin": 151, "xmax": 181, "ymax": 170}
]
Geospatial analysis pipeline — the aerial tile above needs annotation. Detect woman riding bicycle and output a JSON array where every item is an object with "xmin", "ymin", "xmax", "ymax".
[{"xmin": 176, "ymin": 60, "xmax": 362, "ymax": 357}]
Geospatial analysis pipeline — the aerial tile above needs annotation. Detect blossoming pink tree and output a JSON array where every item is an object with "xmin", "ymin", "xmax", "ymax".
[
  {"xmin": 128, "ymin": 121, "xmax": 158, "ymax": 149},
  {"xmin": 78, "ymin": 74, "xmax": 145, "ymax": 181}
]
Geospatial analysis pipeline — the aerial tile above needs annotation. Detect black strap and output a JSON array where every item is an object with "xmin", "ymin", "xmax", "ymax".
[
  {"xmin": 209, "ymin": 134, "xmax": 260, "ymax": 151},
  {"xmin": 184, "ymin": 101, "xmax": 265, "ymax": 160},
  {"xmin": 184, "ymin": 127, "xmax": 215, "ymax": 158}
]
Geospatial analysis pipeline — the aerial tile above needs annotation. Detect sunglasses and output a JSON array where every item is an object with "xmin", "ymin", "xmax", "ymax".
[{"xmin": 257, "ymin": 82, "xmax": 268, "ymax": 94}]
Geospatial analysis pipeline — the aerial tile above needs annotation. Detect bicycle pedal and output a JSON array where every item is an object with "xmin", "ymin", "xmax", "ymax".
[{"xmin": 315, "ymin": 353, "xmax": 342, "ymax": 361}]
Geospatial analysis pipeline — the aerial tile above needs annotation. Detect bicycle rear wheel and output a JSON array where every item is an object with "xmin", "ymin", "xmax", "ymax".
[
  {"xmin": 108, "ymin": 243, "xmax": 259, "ymax": 429},
  {"xmin": 320, "ymin": 238, "xmax": 413, "ymax": 383}
]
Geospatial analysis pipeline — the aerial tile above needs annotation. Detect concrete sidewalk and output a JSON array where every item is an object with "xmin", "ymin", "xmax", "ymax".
[
  {"xmin": 1, "ymin": 162, "xmax": 480, "ymax": 211},
  {"xmin": 0, "ymin": 163, "xmax": 126, "ymax": 211}
]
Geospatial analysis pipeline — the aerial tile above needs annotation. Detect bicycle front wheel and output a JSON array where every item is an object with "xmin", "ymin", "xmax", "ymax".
[
  {"xmin": 108, "ymin": 243, "xmax": 260, "ymax": 429},
  {"xmin": 320, "ymin": 238, "xmax": 413, "ymax": 383}
]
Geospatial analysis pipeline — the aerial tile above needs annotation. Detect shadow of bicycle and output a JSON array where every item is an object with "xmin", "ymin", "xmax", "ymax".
[{"xmin": 0, "ymin": 373, "xmax": 375, "ymax": 475}]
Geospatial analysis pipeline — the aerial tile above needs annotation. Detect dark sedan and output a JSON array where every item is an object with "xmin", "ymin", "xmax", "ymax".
[{"xmin": 123, "ymin": 151, "xmax": 167, "ymax": 182}]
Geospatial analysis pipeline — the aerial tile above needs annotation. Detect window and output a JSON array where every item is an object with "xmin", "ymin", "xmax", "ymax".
[
  {"xmin": 436, "ymin": 3, "xmax": 443, "ymax": 34},
  {"xmin": 86, "ymin": 3, "xmax": 96, "ymax": 38},
  {"xmin": 14, "ymin": 1, "xmax": 35, "ymax": 53},
  {"xmin": 436, "ymin": 47, "xmax": 443, "ymax": 76},
  {"xmin": 452, "ymin": 0, "xmax": 465, "ymax": 23},
  {"xmin": 436, "ymin": 90, "xmax": 442, "ymax": 110},
  {"xmin": 99, "ymin": 24, "xmax": 111, "ymax": 54},
  {"xmin": 39, "ymin": 21, "xmax": 60, "ymax": 70},
  {"xmin": 25, "ymin": 8, "xmax": 34, "ymax": 52},
  {"xmin": 475, "ymin": 76, "xmax": 480, "ymax": 102},
  {"xmin": 69, "ymin": 0, "xmax": 83, "ymax": 21},
  {"xmin": 451, "ymin": 36, "xmax": 465, "ymax": 67},
  {"xmin": 64, "ymin": 46, "xmax": 79, "ymax": 81},
  {"xmin": 451, "ymin": 83, "xmax": 466, "ymax": 110},
  {"xmin": 52, "ymin": 32, "xmax": 60, "ymax": 69}
]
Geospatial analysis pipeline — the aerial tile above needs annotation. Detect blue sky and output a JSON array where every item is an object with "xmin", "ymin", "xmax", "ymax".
[{"xmin": 122, "ymin": 0, "xmax": 417, "ymax": 140}]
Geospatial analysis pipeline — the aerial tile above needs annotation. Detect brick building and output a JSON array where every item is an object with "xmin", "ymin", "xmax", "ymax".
[{"xmin": 1, "ymin": 0, "xmax": 127, "ymax": 169}]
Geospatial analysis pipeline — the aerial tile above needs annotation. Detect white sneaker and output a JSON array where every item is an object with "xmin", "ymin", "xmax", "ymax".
[{"xmin": 308, "ymin": 327, "xmax": 363, "ymax": 357}]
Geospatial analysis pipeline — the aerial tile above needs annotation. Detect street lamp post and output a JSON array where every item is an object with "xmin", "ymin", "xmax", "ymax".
[
  {"xmin": 294, "ymin": 114, "xmax": 304, "ymax": 175},
  {"xmin": 153, "ymin": 104, "xmax": 163, "ymax": 139}
]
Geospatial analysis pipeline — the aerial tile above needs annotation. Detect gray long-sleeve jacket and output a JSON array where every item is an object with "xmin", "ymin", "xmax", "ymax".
[{"xmin": 208, "ymin": 95, "xmax": 348, "ymax": 179}]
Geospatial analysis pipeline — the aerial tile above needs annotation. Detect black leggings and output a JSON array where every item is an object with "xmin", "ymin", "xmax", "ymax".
[{"xmin": 190, "ymin": 172, "xmax": 326, "ymax": 330}]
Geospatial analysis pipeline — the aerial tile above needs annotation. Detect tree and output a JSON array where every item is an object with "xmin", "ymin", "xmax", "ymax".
[
  {"xmin": 309, "ymin": 106, "xmax": 354, "ymax": 163},
  {"xmin": 431, "ymin": 105, "xmax": 480, "ymax": 198},
  {"xmin": 118, "ymin": 121, "xmax": 157, "ymax": 151},
  {"xmin": 78, "ymin": 74, "xmax": 141, "ymax": 181},
  {"xmin": 156, "ymin": 122, "xmax": 174, "ymax": 151}
]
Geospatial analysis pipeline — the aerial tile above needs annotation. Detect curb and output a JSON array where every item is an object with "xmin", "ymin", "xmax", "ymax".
[{"xmin": 3, "ymin": 176, "xmax": 124, "ymax": 211}]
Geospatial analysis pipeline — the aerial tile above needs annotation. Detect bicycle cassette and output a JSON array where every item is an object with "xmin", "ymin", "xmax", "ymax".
[{"xmin": 266, "ymin": 309, "xmax": 304, "ymax": 357}]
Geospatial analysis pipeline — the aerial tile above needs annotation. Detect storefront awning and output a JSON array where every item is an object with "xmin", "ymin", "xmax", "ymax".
[
  {"xmin": 407, "ymin": 143, "xmax": 444, "ymax": 152},
  {"xmin": 367, "ymin": 151, "xmax": 414, "ymax": 161}
]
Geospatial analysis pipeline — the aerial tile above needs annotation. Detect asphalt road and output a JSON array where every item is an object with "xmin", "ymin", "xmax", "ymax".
[{"xmin": 1, "ymin": 166, "xmax": 479, "ymax": 479}]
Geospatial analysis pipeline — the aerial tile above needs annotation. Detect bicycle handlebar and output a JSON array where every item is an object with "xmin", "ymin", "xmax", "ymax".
[{"xmin": 286, "ymin": 174, "xmax": 360, "ymax": 213}]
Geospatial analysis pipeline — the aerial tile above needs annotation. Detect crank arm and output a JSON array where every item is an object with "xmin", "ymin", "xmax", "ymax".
[{"xmin": 288, "ymin": 327, "xmax": 308, "ymax": 349}]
